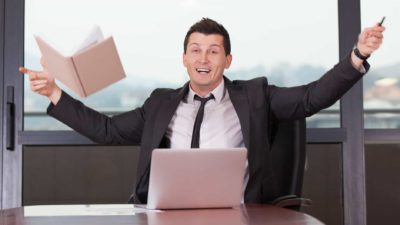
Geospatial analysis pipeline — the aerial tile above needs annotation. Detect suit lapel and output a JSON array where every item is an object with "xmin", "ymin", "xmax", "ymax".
[
  {"xmin": 225, "ymin": 77, "xmax": 251, "ymax": 149},
  {"xmin": 151, "ymin": 83, "xmax": 189, "ymax": 148}
]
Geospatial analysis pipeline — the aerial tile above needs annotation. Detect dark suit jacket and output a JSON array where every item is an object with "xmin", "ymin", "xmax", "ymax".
[{"xmin": 48, "ymin": 53, "xmax": 368, "ymax": 204}]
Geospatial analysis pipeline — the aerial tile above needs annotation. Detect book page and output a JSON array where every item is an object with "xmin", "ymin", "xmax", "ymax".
[{"xmin": 74, "ymin": 25, "xmax": 104, "ymax": 54}]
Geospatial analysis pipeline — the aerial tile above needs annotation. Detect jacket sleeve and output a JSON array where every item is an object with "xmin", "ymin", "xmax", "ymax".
[
  {"xmin": 268, "ymin": 53, "xmax": 369, "ymax": 120},
  {"xmin": 47, "ymin": 91, "xmax": 146, "ymax": 145}
]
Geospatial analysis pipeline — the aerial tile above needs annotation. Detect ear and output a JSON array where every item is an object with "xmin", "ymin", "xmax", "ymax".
[
  {"xmin": 182, "ymin": 53, "xmax": 188, "ymax": 68},
  {"xmin": 225, "ymin": 54, "xmax": 232, "ymax": 69}
]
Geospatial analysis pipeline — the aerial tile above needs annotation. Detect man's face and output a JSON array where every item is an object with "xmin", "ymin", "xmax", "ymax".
[{"xmin": 183, "ymin": 32, "xmax": 232, "ymax": 95}]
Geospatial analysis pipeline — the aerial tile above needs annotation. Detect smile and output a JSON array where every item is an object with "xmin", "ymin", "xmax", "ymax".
[{"xmin": 196, "ymin": 68, "xmax": 211, "ymax": 74}]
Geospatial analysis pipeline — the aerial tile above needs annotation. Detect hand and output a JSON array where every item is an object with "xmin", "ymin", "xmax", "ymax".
[
  {"xmin": 19, "ymin": 58, "xmax": 62, "ymax": 104},
  {"xmin": 350, "ymin": 22, "xmax": 385, "ymax": 70},
  {"xmin": 356, "ymin": 23, "xmax": 385, "ymax": 57}
]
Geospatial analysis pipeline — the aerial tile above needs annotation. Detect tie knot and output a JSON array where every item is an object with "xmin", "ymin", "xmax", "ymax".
[{"xmin": 194, "ymin": 94, "xmax": 214, "ymax": 104}]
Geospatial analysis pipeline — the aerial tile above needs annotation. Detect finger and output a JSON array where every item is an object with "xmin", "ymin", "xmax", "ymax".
[
  {"xmin": 359, "ymin": 28, "xmax": 373, "ymax": 43},
  {"xmin": 366, "ymin": 36, "xmax": 383, "ymax": 45},
  {"xmin": 368, "ymin": 32, "xmax": 384, "ymax": 39},
  {"xmin": 38, "ymin": 90, "xmax": 50, "ymax": 96},
  {"xmin": 367, "ymin": 41, "xmax": 382, "ymax": 50},
  {"xmin": 31, "ymin": 79, "xmax": 48, "ymax": 87},
  {"xmin": 31, "ymin": 83, "xmax": 47, "ymax": 92},
  {"xmin": 362, "ymin": 27, "xmax": 374, "ymax": 35},
  {"xmin": 19, "ymin": 67, "xmax": 28, "ymax": 74},
  {"xmin": 366, "ymin": 35, "xmax": 382, "ymax": 44},
  {"xmin": 23, "ymin": 69, "xmax": 50, "ymax": 82},
  {"xmin": 365, "ymin": 41, "xmax": 382, "ymax": 50},
  {"xmin": 368, "ymin": 29, "xmax": 385, "ymax": 37},
  {"xmin": 20, "ymin": 67, "xmax": 41, "ymax": 81},
  {"xmin": 19, "ymin": 67, "xmax": 41, "ymax": 75},
  {"xmin": 373, "ymin": 24, "xmax": 385, "ymax": 32},
  {"xmin": 30, "ymin": 72, "xmax": 50, "ymax": 81},
  {"xmin": 363, "ymin": 26, "xmax": 384, "ymax": 40}
]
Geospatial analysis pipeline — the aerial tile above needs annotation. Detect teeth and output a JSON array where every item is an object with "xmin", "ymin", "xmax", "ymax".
[{"xmin": 196, "ymin": 68, "xmax": 210, "ymax": 73}]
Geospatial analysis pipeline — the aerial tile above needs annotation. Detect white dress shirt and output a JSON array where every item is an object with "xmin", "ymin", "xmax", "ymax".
[
  {"xmin": 165, "ymin": 80, "xmax": 249, "ymax": 202},
  {"xmin": 165, "ymin": 80, "xmax": 244, "ymax": 149}
]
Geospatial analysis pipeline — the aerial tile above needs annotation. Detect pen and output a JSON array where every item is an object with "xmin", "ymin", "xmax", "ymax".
[{"xmin": 379, "ymin": 16, "xmax": 385, "ymax": 26}]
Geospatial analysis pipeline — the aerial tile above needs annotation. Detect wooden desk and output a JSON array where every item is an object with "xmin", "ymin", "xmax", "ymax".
[{"xmin": 0, "ymin": 204, "xmax": 323, "ymax": 225}]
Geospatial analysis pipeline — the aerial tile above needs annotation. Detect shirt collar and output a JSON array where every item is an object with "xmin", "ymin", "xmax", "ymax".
[{"xmin": 186, "ymin": 79, "xmax": 226, "ymax": 104}]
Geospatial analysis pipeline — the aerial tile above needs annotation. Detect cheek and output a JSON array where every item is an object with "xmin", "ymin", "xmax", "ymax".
[
  {"xmin": 183, "ymin": 55, "xmax": 194, "ymax": 67},
  {"xmin": 184, "ymin": 58, "xmax": 196, "ymax": 67}
]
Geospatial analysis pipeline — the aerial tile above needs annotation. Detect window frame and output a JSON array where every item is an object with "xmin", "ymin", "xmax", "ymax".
[{"xmin": 2, "ymin": 1, "xmax": 400, "ymax": 225}]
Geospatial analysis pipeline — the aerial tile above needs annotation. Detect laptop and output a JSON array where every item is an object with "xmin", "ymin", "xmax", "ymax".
[{"xmin": 140, "ymin": 148, "xmax": 247, "ymax": 210}]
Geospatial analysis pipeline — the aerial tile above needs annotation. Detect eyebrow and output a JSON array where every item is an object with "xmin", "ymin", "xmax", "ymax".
[
  {"xmin": 209, "ymin": 44, "xmax": 222, "ymax": 49},
  {"xmin": 188, "ymin": 43, "xmax": 222, "ymax": 49}
]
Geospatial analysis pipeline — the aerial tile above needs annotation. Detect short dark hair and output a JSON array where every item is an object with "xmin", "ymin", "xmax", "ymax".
[{"xmin": 184, "ymin": 18, "xmax": 231, "ymax": 55}]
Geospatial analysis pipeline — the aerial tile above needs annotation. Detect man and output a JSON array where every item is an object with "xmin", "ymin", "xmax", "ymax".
[{"xmin": 20, "ymin": 18, "xmax": 384, "ymax": 204}]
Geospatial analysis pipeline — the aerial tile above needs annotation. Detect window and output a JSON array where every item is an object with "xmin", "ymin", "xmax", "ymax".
[
  {"xmin": 24, "ymin": 0, "xmax": 339, "ymax": 130},
  {"xmin": 361, "ymin": 0, "xmax": 400, "ymax": 128}
]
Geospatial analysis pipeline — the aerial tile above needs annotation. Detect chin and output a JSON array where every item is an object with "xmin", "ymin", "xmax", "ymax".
[{"xmin": 192, "ymin": 75, "xmax": 210, "ymax": 83}]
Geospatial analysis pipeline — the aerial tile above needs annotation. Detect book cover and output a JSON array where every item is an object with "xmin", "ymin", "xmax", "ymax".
[{"xmin": 34, "ymin": 27, "xmax": 126, "ymax": 98}]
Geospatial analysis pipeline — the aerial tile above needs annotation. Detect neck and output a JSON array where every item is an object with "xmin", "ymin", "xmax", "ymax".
[
  {"xmin": 191, "ymin": 88, "xmax": 212, "ymax": 97},
  {"xmin": 190, "ymin": 79, "xmax": 223, "ymax": 97}
]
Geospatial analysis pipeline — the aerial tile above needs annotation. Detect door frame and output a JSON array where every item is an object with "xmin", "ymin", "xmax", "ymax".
[{"xmin": 1, "ymin": 0, "xmax": 24, "ymax": 209}]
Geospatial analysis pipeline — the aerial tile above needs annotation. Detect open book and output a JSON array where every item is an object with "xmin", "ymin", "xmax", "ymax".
[{"xmin": 35, "ymin": 26, "xmax": 126, "ymax": 98}]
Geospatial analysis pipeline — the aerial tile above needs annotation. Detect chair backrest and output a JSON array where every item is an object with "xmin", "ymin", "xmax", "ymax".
[{"xmin": 269, "ymin": 119, "xmax": 306, "ymax": 199}]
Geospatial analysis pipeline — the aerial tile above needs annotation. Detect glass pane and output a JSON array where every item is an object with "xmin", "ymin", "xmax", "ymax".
[
  {"xmin": 24, "ymin": 0, "xmax": 338, "ymax": 130},
  {"xmin": 361, "ymin": 1, "xmax": 400, "ymax": 128}
]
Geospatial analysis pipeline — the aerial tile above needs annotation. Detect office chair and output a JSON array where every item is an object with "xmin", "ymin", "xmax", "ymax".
[{"xmin": 269, "ymin": 118, "xmax": 311, "ymax": 210}]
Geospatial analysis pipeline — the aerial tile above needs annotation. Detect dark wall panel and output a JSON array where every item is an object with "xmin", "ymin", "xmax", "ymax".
[
  {"xmin": 23, "ymin": 146, "xmax": 140, "ymax": 205},
  {"xmin": 301, "ymin": 144, "xmax": 343, "ymax": 225},
  {"xmin": 365, "ymin": 144, "xmax": 400, "ymax": 225}
]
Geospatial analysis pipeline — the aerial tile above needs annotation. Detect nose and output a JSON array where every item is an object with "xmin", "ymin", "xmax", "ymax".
[{"xmin": 199, "ymin": 52, "xmax": 209, "ymax": 64}]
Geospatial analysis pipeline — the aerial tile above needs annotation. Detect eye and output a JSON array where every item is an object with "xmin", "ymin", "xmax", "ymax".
[
  {"xmin": 191, "ymin": 48, "xmax": 200, "ymax": 53},
  {"xmin": 210, "ymin": 49, "xmax": 219, "ymax": 54}
]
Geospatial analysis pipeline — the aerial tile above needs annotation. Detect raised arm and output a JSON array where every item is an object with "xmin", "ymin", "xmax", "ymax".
[
  {"xmin": 19, "ymin": 59, "xmax": 145, "ymax": 145},
  {"xmin": 269, "ymin": 22, "xmax": 385, "ymax": 120}
]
